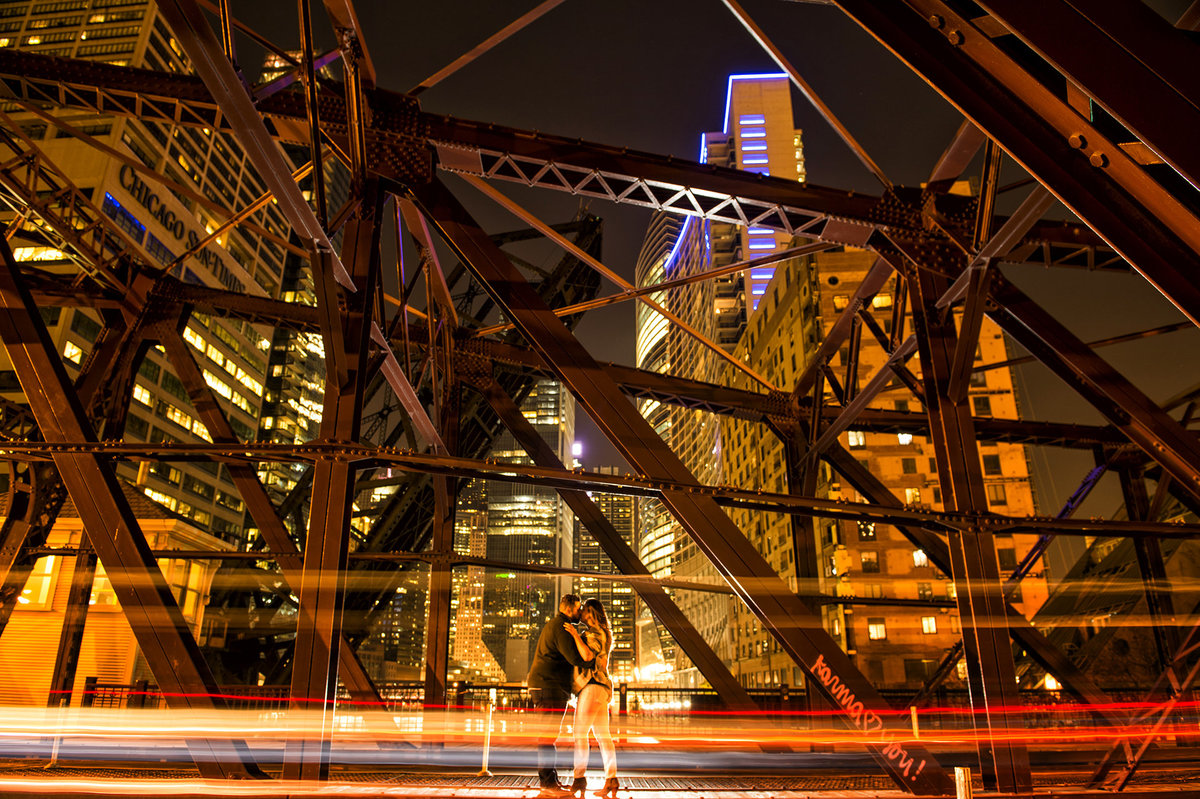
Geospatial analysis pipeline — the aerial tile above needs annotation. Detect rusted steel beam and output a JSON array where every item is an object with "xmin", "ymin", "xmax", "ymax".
[
  {"xmin": 821, "ymin": 443, "xmax": 1129, "ymax": 730},
  {"xmin": 409, "ymin": 0, "xmax": 567, "ymax": 95},
  {"xmin": 832, "ymin": 0, "xmax": 1200, "ymax": 328},
  {"xmin": 978, "ymin": 0, "xmax": 1200, "ymax": 193}
]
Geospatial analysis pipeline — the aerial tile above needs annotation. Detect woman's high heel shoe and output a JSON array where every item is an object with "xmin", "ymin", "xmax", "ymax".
[
  {"xmin": 594, "ymin": 777, "xmax": 618, "ymax": 798},
  {"xmin": 569, "ymin": 777, "xmax": 588, "ymax": 797}
]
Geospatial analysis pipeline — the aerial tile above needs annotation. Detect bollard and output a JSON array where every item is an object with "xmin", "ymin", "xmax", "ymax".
[
  {"xmin": 955, "ymin": 766, "xmax": 972, "ymax": 799},
  {"xmin": 910, "ymin": 705, "xmax": 919, "ymax": 739},
  {"xmin": 477, "ymin": 699, "xmax": 495, "ymax": 777}
]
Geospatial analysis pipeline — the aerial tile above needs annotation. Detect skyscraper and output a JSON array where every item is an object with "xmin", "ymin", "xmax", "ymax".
[
  {"xmin": 572, "ymin": 466, "xmax": 637, "ymax": 684},
  {"xmin": 480, "ymin": 379, "xmax": 576, "ymax": 681},
  {"xmin": 633, "ymin": 73, "xmax": 806, "ymax": 685},
  {"xmin": 0, "ymin": 2, "xmax": 294, "ymax": 546}
]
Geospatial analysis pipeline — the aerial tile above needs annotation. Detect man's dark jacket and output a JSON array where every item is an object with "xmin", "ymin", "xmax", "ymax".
[{"xmin": 527, "ymin": 611, "xmax": 593, "ymax": 692}]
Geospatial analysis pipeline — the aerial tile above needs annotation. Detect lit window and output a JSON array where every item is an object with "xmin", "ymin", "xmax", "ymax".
[
  {"xmin": 860, "ymin": 550, "xmax": 880, "ymax": 573},
  {"xmin": 132, "ymin": 384, "xmax": 152, "ymax": 406},
  {"xmin": 1044, "ymin": 674, "xmax": 1061, "ymax": 691},
  {"xmin": 857, "ymin": 521, "xmax": 876, "ymax": 541},
  {"xmin": 832, "ymin": 294, "xmax": 849, "ymax": 310},
  {"xmin": 947, "ymin": 583, "xmax": 957, "ymax": 600},
  {"xmin": 897, "ymin": 432, "xmax": 914, "ymax": 445},
  {"xmin": 987, "ymin": 484, "xmax": 1008, "ymax": 505},
  {"xmin": 956, "ymin": 660, "xmax": 968, "ymax": 679},
  {"xmin": 847, "ymin": 430, "xmax": 866, "ymax": 448},
  {"xmin": 905, "ymin": 487, "xmax": 922, "ymax": 504},
  {"xmin": 921, "ymin": 616, "xmax": 938, "ymax": 634},
  {"xmin": 872, "ymin": 293, "xmax": 893, "ymax": 309},
  {"xmin": 868, "ymin": 619, "xmax": 887, "ymax": 640},
  {"xmin": 63, "ymin": 341, "xmax": 83, "ymax": 364},
  {"xmin": 913, "ymin": 549, "xmax": 930, "ymax": 567},
  {"xmin": 19, "ymin": 556, "xmax": 58, "ymax": 610},
  {"xmin": 89, "ymin": 564, "xmax": 119, "ymax": 609}
]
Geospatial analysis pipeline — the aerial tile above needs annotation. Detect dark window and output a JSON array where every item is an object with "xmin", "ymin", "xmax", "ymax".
[
  {"xmin": 997, "ymin": 548, "xmax": 1017, "ymax": 570},
  {"xmin": 982, "ymin": 454, "xmax": 1002, "ymax": 475},
  {"xmin": 902, "ymin": 457, "xmax": 917, "ymax": 474},
  {"xmin": 917, "ymin": 582, "xmax": 933, "ymax": 600},
  {"xmin": 972, "ymin": 396, "xmax": 992, "ymax": 417},
  {"xmin": 69, "ymin": 311, "xmax": 102, "ymax": 343},
  {"xmin": 138, "ymin": 359, "xmax": 161, "ymax": 383},
  {"xmin": 904, "ymin": 659, "xmax": 938, "ymax": 682},
  {"xmin": 160, "ymin": 372, "xmax": 189, "ymax": 401},
  {"xmin": 125, "ymin": 413, "xmax": 149, "ymax": 439},
  {"xmin": 987, "ymin": 483, "xmax": 1008, "ymax": 505},
  {"xmin": 860, "ymin": 551, "xmax": 880, "ymax": 573}
]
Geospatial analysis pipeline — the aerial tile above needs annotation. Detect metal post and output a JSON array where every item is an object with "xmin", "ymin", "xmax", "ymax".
[{"xmin": 478, "ymin": 696, "xmax": 495, "ymax": 777}]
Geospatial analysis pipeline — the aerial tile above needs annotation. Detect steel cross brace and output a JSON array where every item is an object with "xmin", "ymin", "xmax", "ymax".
[
  {"xmin": 467, "ymin": 372, "xmax": 759, "ymax": 713},
  {"xmin": 410, "ymin": 177, "xmax": 953, "ymax": 795},
  {"xmin": 0, "ymin": 238, "xmax": 263, "ymax": 779}
]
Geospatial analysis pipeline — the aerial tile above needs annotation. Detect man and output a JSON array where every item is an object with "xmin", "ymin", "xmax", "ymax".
[{"xmin": 527, "ymin": 594, "xmax": 594, "ymax": 795}]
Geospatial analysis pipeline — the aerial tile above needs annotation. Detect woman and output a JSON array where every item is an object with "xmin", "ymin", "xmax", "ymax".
[{"xmin": 563, "ymin": 597, "xmax": 618, "ymax": 798}]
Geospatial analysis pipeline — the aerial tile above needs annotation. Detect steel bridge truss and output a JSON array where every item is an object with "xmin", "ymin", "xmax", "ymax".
[{"xmin": 0, "ymin": 0, "xmax": 1195, "ymax": 794}]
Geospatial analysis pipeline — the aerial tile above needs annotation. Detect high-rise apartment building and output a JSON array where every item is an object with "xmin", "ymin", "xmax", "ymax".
[
  {"xmin": 633, "ymin": 74, "xmax": 806, "ymax": 685},
  {"xmin": 0, "ymin": 1, "xmax": 296, "ymax": 546},
  {"xmin": 634, "ymin": 72, "xmax": 1045, "ymax": 691},
  {"xmin": 449, "ymin": 479, "xmax": 505, "ymax": 683},
  {"xmin": 572, "ymin": 466, "xmax": 637, "ymax": 684},
  {"xmin": 480, "ymin": 379, "xmax": 576, "ymax": 681},
  {"xmin": 720, "ymin": 245, "xmax": 1047, "ymax": 689}
]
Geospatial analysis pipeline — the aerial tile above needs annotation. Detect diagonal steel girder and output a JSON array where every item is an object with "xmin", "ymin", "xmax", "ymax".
[
  {"xmin": 410, "ymin": 176, "xmax": 953, "ymax": 795},
  {"xmin": 467, "ymin": 372, "xmax": 759, "ymax": 713},
  {"xmin": 0, "ymin": 238, "xmax": 263, "ymax": 780},
  {"xmin": 831, "ymin": 0, "xmax": 1200, "ymax": 328},
  {"xmin": 977, "ymin": 0, "xmax": 1200, "ymax": 194}
]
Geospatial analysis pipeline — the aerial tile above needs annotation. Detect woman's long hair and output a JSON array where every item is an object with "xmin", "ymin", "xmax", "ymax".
[{"xmin": 582, "ymin": 598, "xmax": 613, "ymax": 654}]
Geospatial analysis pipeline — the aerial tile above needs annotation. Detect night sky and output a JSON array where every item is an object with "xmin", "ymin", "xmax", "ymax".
[{"xmin": 234, "ymin": 1, "xmax": 1200, "ymax": 516}]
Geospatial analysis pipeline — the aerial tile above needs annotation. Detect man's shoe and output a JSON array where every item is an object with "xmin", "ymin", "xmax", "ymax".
[{"xmin": 538, "ymin": 784, "xmax": 571, "ymax": 797}]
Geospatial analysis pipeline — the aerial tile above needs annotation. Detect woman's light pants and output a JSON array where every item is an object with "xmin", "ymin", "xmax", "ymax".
[{"xmin": 572, "ymin": 683, "xmax": 617, "ymax": 779}]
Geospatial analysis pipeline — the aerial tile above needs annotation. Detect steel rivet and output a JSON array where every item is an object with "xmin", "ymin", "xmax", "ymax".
[
  {"xmin": 929, "ymin": 14, "xmax": 945, "ymax": 29},
  {"xmin": 947, "ymin": 30, "xmax": 964, "ymax": 45},
  {"xmin": 1089, "ymin": 152, "xmax": 1109, "ymax": 168},
  {"xmin": 1068, "ymin": 133, "xmax": 1087, "ymax": 150}
]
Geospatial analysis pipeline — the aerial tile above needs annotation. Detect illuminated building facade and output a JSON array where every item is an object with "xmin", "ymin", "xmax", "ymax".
[
  {"xmin": 480, "ymin": 379, "xmax": 576, "ymax": 682},
  {"xmin": 721, "ymin": 245, "xmax": 1048, "ymax": 690},
  {"xmin": 449, "ymin": 480, "xmax": 505, "ymax": 682},
  {"xmin": 0, "ymin": 1, "xmax": 295, "ymax": 546},
  {"xmin": 633, "ymin": 73, "xmax": 806, "ymax": 686},
  {"xmin": 572, "ymin": 466, "xmax": 637, "ymax": 684}
]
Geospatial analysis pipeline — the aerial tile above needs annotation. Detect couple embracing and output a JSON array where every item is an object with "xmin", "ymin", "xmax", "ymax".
[{"xmin": 526, "ymin": 594, "xmax": 619, "ymax": 797}]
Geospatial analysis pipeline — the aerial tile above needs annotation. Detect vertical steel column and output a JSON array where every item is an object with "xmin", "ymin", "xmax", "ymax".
[
  {"xmin": 0, "ymin": 238, "xmax": 261, "ymax": 780},
  {"xmin": 906, "ymin": 260, "xmax": 1031, "ymax": 793},
  {"xmin": 46, "ymin": 542, "xmax": 96, "ymax": 707},
  {"xmin": 423, "ymin": 381, "xmax": 460, "ymax": 715},
  {"xmin": 284, "ymin": 187, "xmax": 382, "ymax": 782}
]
